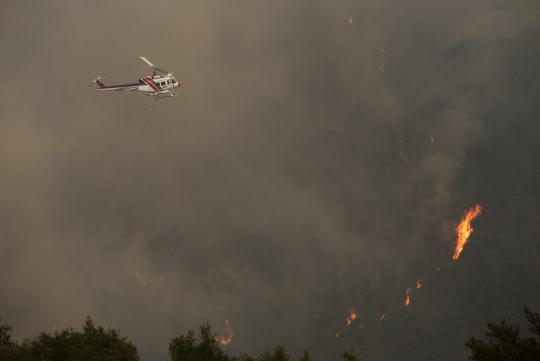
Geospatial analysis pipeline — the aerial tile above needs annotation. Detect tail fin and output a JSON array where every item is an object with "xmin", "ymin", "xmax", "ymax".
[{"xmin": 92, "ymin": 76, "xmax": 106, "ymax": 88}]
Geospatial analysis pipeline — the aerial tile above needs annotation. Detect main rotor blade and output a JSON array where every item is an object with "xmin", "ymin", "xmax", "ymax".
[
  {"xmin": 139, "ymin": 56, "xmax": 154, "ymax": 67},
  {"xmin": 154, "ymin": 66, "xmax": 170, "ymax": 74}
]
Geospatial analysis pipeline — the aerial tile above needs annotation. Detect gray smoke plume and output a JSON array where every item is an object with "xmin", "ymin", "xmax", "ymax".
[{"xmin": 1, "ymin": 1, "xmax": 539, "ymax": 360}]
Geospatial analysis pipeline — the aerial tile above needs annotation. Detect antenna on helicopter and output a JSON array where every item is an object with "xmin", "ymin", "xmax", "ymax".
[{"xmin": 139, "ymin": 56, "xmax": 170, "ymax": 76}]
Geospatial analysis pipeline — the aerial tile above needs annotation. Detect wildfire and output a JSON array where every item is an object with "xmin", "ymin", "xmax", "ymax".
[
  {"xmin": 324, "ymin": 203, "xmax": 483, "ymax": 338},
  {"xmin": 452, "ymin": 204, "xmax": 483, "ymax": 261},
  {"xmin": 215, "ymin": 320, "xmax": 234, "ymax": 346},
  {"xmin": 404, "ymin": 288, "xmax": 412, "ymax": 307},
  {"xmin": 335, "ymin": 309, "xmax": 359, "ymax": 337}
]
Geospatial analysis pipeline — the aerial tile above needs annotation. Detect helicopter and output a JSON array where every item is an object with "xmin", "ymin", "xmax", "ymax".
[{"xmin": 92, "ymin": 57, "xmax": 181, "ymax": 99}]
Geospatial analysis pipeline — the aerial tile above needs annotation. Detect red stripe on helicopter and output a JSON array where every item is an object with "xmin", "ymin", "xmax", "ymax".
[
  {"xmin": 146, "ymin": 77, "xmax": 162, "ymax": 91},
  {"xmin": 142, "ymin": 77, "xmax": 159, "ymax": 91},
  {"xmin": 142, "ymin": 76, "xmax": 160, "ymax": 92}
]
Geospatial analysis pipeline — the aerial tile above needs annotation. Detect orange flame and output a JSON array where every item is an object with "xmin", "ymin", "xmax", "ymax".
[
  {"xmin": 416, "ymin": 278, "xmax": 423, "ymax": 289},
  {"xmin": 347, "ymin": 16, "xmax": 353, "ymax": 24},
  {"xmin": 335, "ymin": 309, "xmax": 359, "ymax": 337},
  {"xmin": 452, "ymin": 204, "xmax": 483, "ymax": 261},
  {"xmin": 215, "ymin": 320, "xmax": 234, "ymax": 346},
  {"xmin": 404, "ymin": 288, "xmax": 411, "ymax": 307},
  {"xmin": 346, "ymin": 309, "xmax": 358, "ymax": 327}
]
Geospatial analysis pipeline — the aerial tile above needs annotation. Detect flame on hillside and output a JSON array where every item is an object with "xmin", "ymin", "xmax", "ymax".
[
  {"xmin": 452, "ymin": 204, "xmax": 483, "ymax": 261},
  {"xmin": 215, "ymin": 320, "xmax": 234, "ymax": 346},
  {"xmin": 335, "ymin": 309, "xmax": 359, "ymax": 337},
  {"xmin": 404, "ymin": 288, "xmax": 412, "ymax": 307}
]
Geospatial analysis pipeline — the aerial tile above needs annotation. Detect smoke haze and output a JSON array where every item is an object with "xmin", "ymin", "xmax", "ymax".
[{"xmin": 1, "ymin": 1, "xmax": 540, "ymax": 360}]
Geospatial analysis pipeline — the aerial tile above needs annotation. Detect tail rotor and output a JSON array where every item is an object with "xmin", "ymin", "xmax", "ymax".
[{"xmin": 91, "ymin": 76, "xmax": 106, "ymax": 88}]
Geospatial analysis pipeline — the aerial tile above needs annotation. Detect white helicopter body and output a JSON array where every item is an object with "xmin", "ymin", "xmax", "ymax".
[{"xmin": 93, "ymin": 57, "xmax": 180, "ymax": 99}]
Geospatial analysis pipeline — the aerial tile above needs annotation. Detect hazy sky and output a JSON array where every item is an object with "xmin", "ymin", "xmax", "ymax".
[{"xmin": 1, "ymin": 1, "xmax": 540, "ymax": 360}]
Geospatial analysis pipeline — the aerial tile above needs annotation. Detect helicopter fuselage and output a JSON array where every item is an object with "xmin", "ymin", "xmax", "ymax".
[
  {"xmin": 137, "ymin": 74, "xmax": 180, "ymax": 95},
  {"xmin": 94, "ymin": 75, "xmax": 180, "ymax": 98},
  {"xmin": 93, "ymin": 57, "xmax": 181, "ymax": 99}
]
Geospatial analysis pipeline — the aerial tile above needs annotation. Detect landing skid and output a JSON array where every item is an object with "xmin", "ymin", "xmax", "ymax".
[{"xmin": 147, "ymin": 90, "xmax": 177, "ymax": 100}]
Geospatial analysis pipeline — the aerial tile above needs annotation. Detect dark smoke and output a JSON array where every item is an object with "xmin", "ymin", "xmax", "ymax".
[{"xmin": 1, "ymin": 1, "xmax": 540, "ymax": 360}]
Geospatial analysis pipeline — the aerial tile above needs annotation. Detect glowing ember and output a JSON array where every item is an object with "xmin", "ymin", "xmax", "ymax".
[
  {"xmin": 404, "ymin": 288, "xmax": 412, "ymax": 307},
  {"xmin": 135, "ymin": 272, "xmax": 148, "ymax": 286},
  {"xmin": 416, "ymin": 278, "xmax": 423, "ymax": 289},
  {"xmin": 335, "ymin": 309, "xmax": 359, "ymax": 337},
  {"xmin": 452, "ymin": 204, "xmax": 483, "ymax": 261},
  {"xmin": 346, "ymin": 309, "xmax": 358, "ymax": 326},
  {"xmin": 215, "ymin": 320, "xmax": 234, "ymax": 346}
]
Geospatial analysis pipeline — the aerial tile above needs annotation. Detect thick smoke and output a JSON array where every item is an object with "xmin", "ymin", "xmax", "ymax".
[{"xmin": 1, "ymin": 1, "xmax": 540, "ymax": 360}]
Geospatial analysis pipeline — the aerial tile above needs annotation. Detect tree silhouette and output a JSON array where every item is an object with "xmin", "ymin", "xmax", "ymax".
[
  {"xmin": 298, "ymin": 350, "xmax": 311, "ymax": 361},
  {"xmin": 0, "ymin": 318, "xmax": 18, "ymax": 361},
  {"xmin": 340, "ymin": 349, "xmax": 360, "ymax": 361},
  {"xmin": 259, "ymin": 346, "xmax": 291, "ymax": 361},
  {"xmin": 3, "ymin": 318, "xmax": 362, "ymax": 361},
  {"xmin": 0, "ymin": 318, "xmax": 14, "ymax": 350},
  {"xmin": 169, "ymin": 324, "xmax": 229, "ymax": 361},
  {"xmin": 18, "ymin": 316, "xmax": 139, "ymax": 361},
  {"xmin": 466, "ymin": 307, "xmax": 540, "ymax": 360}
]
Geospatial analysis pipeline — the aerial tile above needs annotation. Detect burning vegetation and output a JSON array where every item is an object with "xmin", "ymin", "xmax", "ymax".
[
  {"xmin": 335, "ymin": 309, "xmax": 359, "ymax": 337},
  {"xmin": 215, "ymin": 320, "xmax": 234, "ymax": 346},
  {"xmin": 337, "ymin": 204, "xmax": 484, "ymax": 325},
  {"xmin": 453, "ymin": 204, "xmax": 483, "ymax": 261},
  {"xmin": 404, "ymin": 288, "xmax": 412, "ymax": 307}
]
